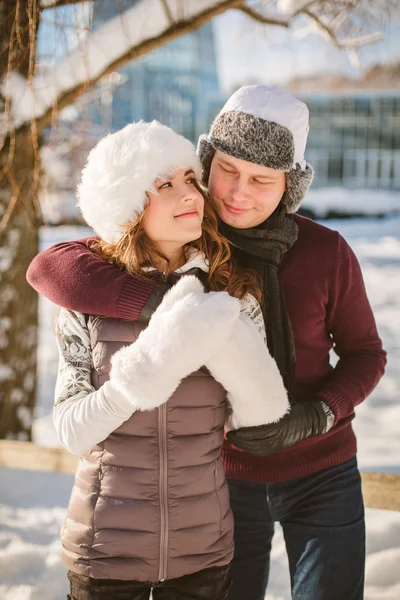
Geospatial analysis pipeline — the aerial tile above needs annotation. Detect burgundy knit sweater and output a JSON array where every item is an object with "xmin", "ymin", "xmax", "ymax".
[{"xmin": 27, "ymin": 215, "xmax": 386, "ymax": 483}]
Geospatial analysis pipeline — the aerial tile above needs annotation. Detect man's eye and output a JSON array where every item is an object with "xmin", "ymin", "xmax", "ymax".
[
  {"xmin": 220, "ymin": 164, "xmax": 234, "ymax": 174},
  {"xmin": 254, "ymin": 179, "xmax": 272, "ymax": 185}
]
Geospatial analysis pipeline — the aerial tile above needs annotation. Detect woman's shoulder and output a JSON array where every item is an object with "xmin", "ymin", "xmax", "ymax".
[
  {"xmin": 240, "ymin": 294, "xmax": 265, "ymax": 337},
  {"xmin": 240, "ymin": 293, "xmax": 259, "ymax": 312},
  {"xmin": 57, "ymin": 308, "xmax": 89, "ymax": 338}
]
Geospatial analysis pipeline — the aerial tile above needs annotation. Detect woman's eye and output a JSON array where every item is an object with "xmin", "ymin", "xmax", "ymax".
[
  {"xmin": 186, "ymin": 177, "xmax": 197, "ymax": 184},
  {"xmin": 158, "ymin": 182, "xmax": 172, "ymax": 190}
]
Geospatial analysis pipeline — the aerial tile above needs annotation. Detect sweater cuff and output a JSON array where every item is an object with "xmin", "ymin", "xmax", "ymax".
[
  {"xmin": 117, "ymin": 276, "xmax": 157, "ymax": 320},
  {"xmin": 318, "ymin": 387, "xmax": 353, "ymax": 424}
]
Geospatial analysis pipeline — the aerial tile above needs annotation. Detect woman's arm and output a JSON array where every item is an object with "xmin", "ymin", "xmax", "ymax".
[
  {"xmin": 239, "ymin": 293, "xmax": 267, "ymax": 341},
  {"xmin": 54, "ymin": 308, "xmax": 134, "ymax": 455},
  {"xmin": 207, "ymin": 295, "xmax": 289, "ymax": 429},
  {"xmin": 55, "ymin": 277, "xmax": 241, "ymax": 456},
  {"xmin": 27, "ymin": 238, "xmax": 156, "ymax": 319}
]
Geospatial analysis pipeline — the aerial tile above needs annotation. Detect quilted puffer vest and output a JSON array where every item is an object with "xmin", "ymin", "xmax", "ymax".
[{"xmin": 61, "ymin": 315, "xmax": 234, "ymax": 582}]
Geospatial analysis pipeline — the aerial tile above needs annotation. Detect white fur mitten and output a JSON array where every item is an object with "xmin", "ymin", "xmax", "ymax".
[
  {"xmin": 205, "ymin": 312, "xmax": 290, "ymax": 430},
  {"xmin": 110, "ymin": 275, "xmax": 240, "ymax": 411}
]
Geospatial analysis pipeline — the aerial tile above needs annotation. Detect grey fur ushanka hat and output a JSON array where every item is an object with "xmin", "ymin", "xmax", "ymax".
[{"xmin": 198, "ymin": 85, "xmax": 314, "ymax": 213}]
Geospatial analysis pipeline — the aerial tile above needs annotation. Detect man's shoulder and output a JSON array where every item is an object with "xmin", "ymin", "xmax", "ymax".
[{"xmin": 293, "ymin": 213, "xmax": 342, "ymax": 250}]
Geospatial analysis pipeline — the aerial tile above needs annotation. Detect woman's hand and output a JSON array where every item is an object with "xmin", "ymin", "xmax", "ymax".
[
  {"xmin": 110, "ymin": 275, "xmax": 240, "ymax": 411},
  {"xmin": 205, "ymin": 312, "xmax": 289, "ymax": 429}
]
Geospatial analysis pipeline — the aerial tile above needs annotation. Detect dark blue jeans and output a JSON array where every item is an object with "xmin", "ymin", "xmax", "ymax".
[{"xmin": 227, "ymin": 457, "xmax": 365, "ymax": 600}]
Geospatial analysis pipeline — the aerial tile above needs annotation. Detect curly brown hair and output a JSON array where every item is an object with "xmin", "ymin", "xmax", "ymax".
[{"xmin": 90, "ymin": 185, "xmax": 261, "ymax": 302}]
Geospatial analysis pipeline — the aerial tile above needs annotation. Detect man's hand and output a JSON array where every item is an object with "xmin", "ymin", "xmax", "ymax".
[{"xmin": 226, "ymin": 400, "xmax": 335, "ymax": 456}]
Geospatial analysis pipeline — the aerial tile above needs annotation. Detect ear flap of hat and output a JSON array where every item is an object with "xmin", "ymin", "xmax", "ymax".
[
  {"xmin": 197, "ymin": 135, "xmax": 216, "ymax": 187},
  {"xmin": 285, "ymin": 163, "xmax": 314, "ymax": 213}
]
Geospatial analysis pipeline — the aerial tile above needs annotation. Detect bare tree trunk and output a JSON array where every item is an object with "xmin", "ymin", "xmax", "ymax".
[
  {"xmin": 0, "ymin": 134, "xmax": 40, "ymax": 440},
  {"xmin": 0, "ymin": 1, "xmax": 41, "ymax": 440}
]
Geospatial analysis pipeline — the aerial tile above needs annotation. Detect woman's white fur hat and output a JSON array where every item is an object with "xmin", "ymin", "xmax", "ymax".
[{"xmin": 77, "ymin": 121, "xmax": 202, "ymax": 243}]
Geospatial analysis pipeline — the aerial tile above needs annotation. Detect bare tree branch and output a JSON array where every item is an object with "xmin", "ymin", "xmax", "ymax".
[
  {"xmin": 238, "ymin": 6, "xmax": 289, "ymax": 28},
  {"xmin": 291, "ymin": 1, "xmax": 320, "ymax": 16},
  {"xmin": 40, "ymin": 0, "xmax": 93, "ymax": 8},
  {"xmin": 0, "ymin": 172, "xmax": 18, "ymax": 229},
  {"xmin": 8, "ymin": 0, "xmax": 391, "ymax": 137},
  {"xmin": 159, "ymin": 0, "xmax": 174, "ymax": 26},
  {"xmin": 303, "ymin": 7, "xmax": 383, "ymax": 49},
  {"xmin": 34, "ymin": 0, "xmax": 246, "ymax": 132}
]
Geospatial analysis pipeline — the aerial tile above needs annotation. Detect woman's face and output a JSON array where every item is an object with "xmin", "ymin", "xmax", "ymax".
[{"xmin": 143, "ymin": 168, "xmax": 204, "ymax": 252}]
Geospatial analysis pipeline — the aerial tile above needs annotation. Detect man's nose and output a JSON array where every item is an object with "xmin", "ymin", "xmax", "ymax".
[{"xmin": 230, "ymin": 177, "xmax": 248, "ymax": 201}]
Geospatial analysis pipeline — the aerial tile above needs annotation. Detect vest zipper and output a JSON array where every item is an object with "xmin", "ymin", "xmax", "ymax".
[{"xmin": 158, "ymin": 403, "xmax": 168, "ymax": 581}]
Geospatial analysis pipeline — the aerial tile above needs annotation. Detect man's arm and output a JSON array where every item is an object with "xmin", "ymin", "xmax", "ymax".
[
  {"xmin": 227, "ymin": 234, "xmax": 386, "ymax": 455},
  {"xmin": 26, "ymin": 237, "xmax": 156, "ymax": 320},
  {"xmin": 315, "ymin": 233, "xmax": 386, "ymax": 422}
]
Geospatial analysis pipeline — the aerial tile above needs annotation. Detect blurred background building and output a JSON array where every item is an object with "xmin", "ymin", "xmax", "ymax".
[
  {"xmin": 89, "ymin": 0, "xmax": 224, "ymax": 142},
  {"xmin": 36, "ymin": 2, "xmax": 400, "ymax": 224},
  {"xmin": 304, "ymin": 92, "xmax": 400, "ymax": 190}
]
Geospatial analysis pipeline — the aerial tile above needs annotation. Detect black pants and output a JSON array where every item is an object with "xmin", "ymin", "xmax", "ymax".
[{"xmin": 67, "ymin": 565, "xmax": 231, "ymax": 600}]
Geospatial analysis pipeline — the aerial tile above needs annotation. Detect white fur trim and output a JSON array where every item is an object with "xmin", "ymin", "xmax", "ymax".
[
  {"xmin": 205, "ymin": 312, "xmax": 289, "ymax": 429},
  {"xmin": 77, "ymin": 121, "xmax": 202, "ymax": 243},
  {"xmin": 110, "ymin": 277, "xmax": 240, "ymax": 411},
  {"xmin": 219, "ymin": 85, "xmax": 309, "ymax": 169}
]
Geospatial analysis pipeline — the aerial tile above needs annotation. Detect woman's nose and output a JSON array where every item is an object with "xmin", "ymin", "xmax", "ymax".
[{"xmin": 181, "ymin": 184, "xmax": 198, "ymax": 200}]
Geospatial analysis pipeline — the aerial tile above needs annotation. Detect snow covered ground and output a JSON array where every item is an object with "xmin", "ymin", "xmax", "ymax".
[{"xmin": 1, "ymin": 205, "xmax": 400, "ymax": 599}]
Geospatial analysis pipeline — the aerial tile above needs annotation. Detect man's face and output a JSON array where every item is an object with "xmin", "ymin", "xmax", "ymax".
[{"xmin": 208, "ymin": 150, "xmax": 286, "ymax": 229}]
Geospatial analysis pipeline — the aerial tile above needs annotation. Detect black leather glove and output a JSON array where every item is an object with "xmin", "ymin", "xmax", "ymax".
[{"xmin": 226, "ymin": 400, "xmax": 335, "ymax": 456}]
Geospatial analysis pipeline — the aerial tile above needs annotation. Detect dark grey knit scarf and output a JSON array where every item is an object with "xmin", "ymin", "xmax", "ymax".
[{"xmin": 219, "ymin": 201, "xmax": 298, "ymax": 401}]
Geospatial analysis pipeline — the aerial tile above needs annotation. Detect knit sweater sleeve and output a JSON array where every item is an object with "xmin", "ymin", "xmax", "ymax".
[
  {"xmin": 240, "ymin": 293, "xmax": 266, "ymax": 341},
  {"xmin": 26, "ymin": 237, "xmax": 156, "ymax": 319},
  {"xmin": 53, "ymin": 308, "xmax": 134, "ymax": 455},
  {"xmin": 316, "ymin": 234, "xmax": 386, "ymax": 423}
]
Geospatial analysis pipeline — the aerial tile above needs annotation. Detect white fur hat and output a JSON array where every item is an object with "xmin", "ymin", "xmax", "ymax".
[{"xmin": 77, "ymin": 121, "xmax": 202, "ymax": 243}]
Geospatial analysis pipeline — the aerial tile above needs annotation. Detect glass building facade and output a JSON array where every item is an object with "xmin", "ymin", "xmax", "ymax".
[
  {"xmin": 89, "ymin": 1, "xmax": 223, "ymax": 143},
  {"xmin": 302, "ymin": 93, "xmax": 400, "ymax": 190}
]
